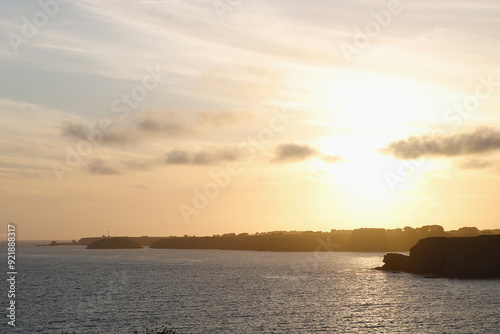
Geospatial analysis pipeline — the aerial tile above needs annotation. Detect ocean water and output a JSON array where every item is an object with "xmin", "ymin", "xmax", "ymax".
[{"xmin": 6, "ymin": 242, "xmax": 500, "ymax": 333}]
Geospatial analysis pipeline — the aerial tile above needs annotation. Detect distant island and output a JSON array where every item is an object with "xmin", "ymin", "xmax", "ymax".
[
  {"xmin": 37, "ymin": 240, "xmax": 80, "ymax": 246},
  {"xmin": 376, "ymin": 235, "xmax": 500, "ymax": 278},
  {"xmin": 43, "ymin": 225, "xmax": 500, "ymax": 252},
  {"xmin": 87, "ymin": 238, "xmax": 143, "ymax": 249}
]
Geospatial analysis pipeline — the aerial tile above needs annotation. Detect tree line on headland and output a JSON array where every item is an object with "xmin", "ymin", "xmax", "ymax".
[{"xmin": 70, "ymin": 225, "xmax": 500, "ymax": 252}]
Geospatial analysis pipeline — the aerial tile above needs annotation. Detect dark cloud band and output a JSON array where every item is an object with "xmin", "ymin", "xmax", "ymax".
[{"xmin": 380, "ymin": 127, "xmax": 500, "ymax": 160}]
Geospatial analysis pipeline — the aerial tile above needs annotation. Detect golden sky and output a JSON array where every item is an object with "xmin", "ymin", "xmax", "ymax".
[{"xmin": 1, "ymin": 0, "xmax": 499, "ymax": 239}]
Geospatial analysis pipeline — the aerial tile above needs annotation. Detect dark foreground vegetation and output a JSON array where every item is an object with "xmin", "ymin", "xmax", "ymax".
[{"xmin": 377, "ymin": 235, "xmax": 500, "ymax": 278}]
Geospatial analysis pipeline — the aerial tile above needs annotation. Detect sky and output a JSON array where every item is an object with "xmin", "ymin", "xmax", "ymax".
[{"xmin": 1, "ymin": 0, "xmax": 499, "ymax": 240}]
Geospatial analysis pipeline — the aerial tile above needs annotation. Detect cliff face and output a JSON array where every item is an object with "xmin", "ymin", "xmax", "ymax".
[
  {"xmin": 379, "ymin": 253, "xmax": 412, "ymax": 272},
  {"xmin": 410, "ymin": 235, "xmax": 500, "ymax": 278},
  {"xmin": 377, "ymin": 235, "xmax": 500, "ymax": 278}
]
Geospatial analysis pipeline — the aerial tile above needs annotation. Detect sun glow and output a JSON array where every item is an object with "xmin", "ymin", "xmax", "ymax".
[
  {"xmin": 331, "ymin": 155, "xmax": 393, "ymax": 198},
  {"xmin": 300, "ymin": 72, "xmax": 454, "ymax": 200},
  {"xmin": 306, "ymin": 72, "xmax": 449, "ymax": 131}
]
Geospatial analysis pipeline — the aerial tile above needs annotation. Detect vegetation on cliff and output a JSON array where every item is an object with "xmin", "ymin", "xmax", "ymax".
[
  {"xmin": 72, "ymin": 225, "xmax": 500, "ymax": 252},
  {"xmin": 87, "ymin": 238, "xmax": 143, "ymax": 249},
  {"xmin": 149, "ymin": 225, "xmax": 499, "ymax": 252}
]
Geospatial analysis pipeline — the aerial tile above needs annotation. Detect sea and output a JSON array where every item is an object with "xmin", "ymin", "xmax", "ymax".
[{"xmin": 5, "ymin": 242, "xmax": 500, "ymax": 333}]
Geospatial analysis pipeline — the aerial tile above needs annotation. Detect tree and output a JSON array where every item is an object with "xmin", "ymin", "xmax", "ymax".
[
  {"xmin": 403, "ymin": 226, "xmax": 415, "ymax": 233},
  {"xmin": 458, "ymin": 227, "xmax": 479, "ymax": 237},
  {"xmin": 418, "ymin": 225, "xmax": 445, "ymax": 237}
]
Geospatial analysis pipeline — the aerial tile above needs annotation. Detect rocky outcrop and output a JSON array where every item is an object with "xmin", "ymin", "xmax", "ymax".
[
  {"xmin": 377, "ymin": 235, "xmax": 500, "ymax": 278},
  {"xmin": 376, "ymin": 253, "xmax": 412, "ymax": 272},
  {"xmin": 87, "ymin": 238, "xmax": 142, "ymax": 249}
]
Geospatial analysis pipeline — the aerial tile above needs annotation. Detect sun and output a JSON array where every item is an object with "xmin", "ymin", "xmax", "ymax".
[{"xmin": 333, "ymin": 153, "xmax": 395, "ymax": 198}]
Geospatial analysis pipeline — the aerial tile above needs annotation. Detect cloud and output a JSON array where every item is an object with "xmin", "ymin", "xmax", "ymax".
[
  {"xmin": 272, "ymin": 143, "xmax": 319, "ymax": 163},
  {"xmin": 61, "ymin": 121, "xmax": 132, "ymax": 144},
  {"xmin": 136, "ymin": 111, "xmax": 187, "ymax": 135},
  {"xmin": 61, "ymin": 121, "xmax": 88, "ymax": 140},
  {"xmin": 136, "ymin": 118, "xmax": 184, "ymax": 133},
  {"xmin": 270, "ymin": 144, "xmax": 344, "ymax": 164},
  {"xmin": 197, "ymin": 110, "xmax": 253, "ymax": 127},
  {"xmin": 137, "ymin": 110, "xmax": 252, "ymax": 135},
  {"xmin": 459, "ymin": 159, "xmax": 495, "ymax": 170},
  {"xmin": 61, "ymin": 110, "xmax": 250, "ymax": 148},
  {"xmin": 85, "ymin": 158, "xmax": 120, "ymax": 175},
  {"xmin": 120, "ymin": 159, "xmax": 153, "ymax": 171},
  {"xmin": 321, "ymin": 155, "xmax": 343, "ymax": 164},
  {"xmin": 165, "ymin": 147, "xmax": 242, "ymax": 165},
  {"xmin": 380, "ymin": 127, "xmax": 500, "ymax": 160},
  {"xmin": 164, "ymin": 150, "xmax": 192, "ymax": 164}
]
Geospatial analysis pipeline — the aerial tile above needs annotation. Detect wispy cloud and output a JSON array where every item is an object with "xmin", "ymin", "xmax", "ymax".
[
  {"xmin": 197, "ymin": 110, "xmax": 254, "ymax": 127},
  {"xmin": 120, "ymin": 159, "xmax": 154, "ymax": 171},
  {"xmin": 61, "ymin": 121, "xmax": 133, "ymax": 145},
  {"xmin": 137, "ymin": 110, "xmax": 252, "ymax": 135},
  {"xmin": 60, "ymin": 110, "xmax": 255, "ymax": 147},
  {"xmin": 136, "ymin": 117, "xmax": 186, "ymax": 135},
  {"xmin": 321, "ymin": 155, "xmax": 343, "ymax": 164},
  {"xmin": 459, "ymin": 158, "xmax": 496, "ymax": 170},
  {"xmin": 85, "ymin": 158, "xmax": 120, "ymax": 175}
]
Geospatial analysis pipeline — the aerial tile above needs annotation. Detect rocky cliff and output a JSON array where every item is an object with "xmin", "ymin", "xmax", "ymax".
[{"xmin": 377, "ymin": 235, "xmax": 500, "ymax": 278}]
